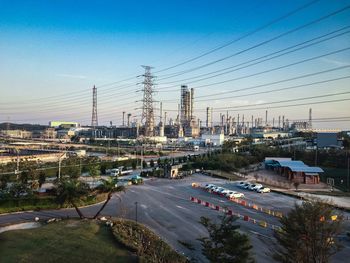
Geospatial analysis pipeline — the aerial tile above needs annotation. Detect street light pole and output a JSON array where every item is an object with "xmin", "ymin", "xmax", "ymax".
[
  {"xmin": 347, "ymin": 152, "xmax": 349, "ymax": 192},
  {"xmin": 58, "ymin": 152, "xmax": 66, "ymax": 179},
  {"xmin": 135, "ymin": 201, "xmax": 138, "ymax": 223},
  {"xmin": 315, "ymin": 147, "xmax": 318, "ymax": 166}
]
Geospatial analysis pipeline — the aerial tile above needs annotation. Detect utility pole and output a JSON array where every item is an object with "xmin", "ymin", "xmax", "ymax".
[
  {"xmin": 140, "ymin": 145, "xmax": 143, "ymax": 170},
  {"xmin": 14, "ymin": 148, "xmax": 20, "ymax": 180},
  {"xmin": 315, "ymin": 147, "xmax": 318, "ymax": 166},
  {"xmin": 135, "ymin": 201, "xmax": 138, "ymax": 223},
  {"xmin": 347, "ymin": 151, "xmax": 350, "ymax": 192},
  {"xmin": 58, "ymin": 152, "xmax": 66, "ymax": 179}
]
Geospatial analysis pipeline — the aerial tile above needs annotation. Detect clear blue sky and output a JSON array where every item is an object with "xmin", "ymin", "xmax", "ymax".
[{"xmin": 0, "ymin": 0, "xmax": 349, "ymax": 129}]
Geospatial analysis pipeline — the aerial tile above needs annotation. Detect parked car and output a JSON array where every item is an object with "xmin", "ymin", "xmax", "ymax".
[
  {"xmin": 228, "ymin": 191, "xmax": 245, "ymax": 198},
  {"xmin": 253, "ymin": 184, "xmax": 264, "ymax": 191},
  {"xmin": 242, "ymin": 183, "xmax": 251, "ymax": 189},
  {"xmin": 248, "ymin": 184, "xmax": 257, "ymax": 190},
  {"xmin": 205, "ymin": 184, "xmax": 215, "ymax": 189},
  {"xmin": 211, "ymin": 186, "xmax": 222, "ymax": 193},
  {"xmin": 214, "ymin": 187, "xmax": 225, "ymax": 194},
  {"xmin": 220, "ymin": 189, "xmax": 231, "ymax": 195},
  {"xmin": 206, "ymin": 185, "xmax": 216, "ymax": 191},
  {"xmin": 236, "ymin": 181, "xmax": 245, "ymax": 187},
  {"xmin": 257, "ymin": 187, "xmax": 271, "ymax": 193}
]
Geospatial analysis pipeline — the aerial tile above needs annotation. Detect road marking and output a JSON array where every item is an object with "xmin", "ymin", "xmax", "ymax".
[
  {"xmin": 249, "ymin": 230, "xmax": 273, "ymax": 240},
  {"xmin": 176, "ymin": 205, "xmax": 186, "ymax": 210}
]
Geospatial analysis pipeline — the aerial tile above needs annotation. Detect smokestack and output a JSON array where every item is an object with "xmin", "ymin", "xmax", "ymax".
[
  {"xmin": 309, "ymin": 108, "xmax": 312, "ymax": 129},
  {"xmin": 265, "ymin": 110, "xmax": 268, "ymax": 126},
  {"xmin": 211, "ymin": 108, "xmax": 213, "ymax": 128},
  {"xmin": 122, "ymin": 111, "xmax": 125, "ymax": 126},
  {"xmin": 164, "ymin": 112, "xmax": 167, "ymax": 126},
  {"xmin": 282, "ymin": 115, "xmax": 285, "ymax": 129},
  {"xmin": 160, "ymin": 102, "xmax": 163, "ymax": 124},
  {"xmin": 127, "ymin": 113, "xmax": 131, "ymax": 127},
  {"xmin": 278, "ymin": 116, "xmax": 281, "ymax": 128},
  {"xmin": 190, "ymin": 88, "xmax": 194, "ymax": 120},
  {"xmin": 251, "ymin": 115, "xmax": 254, "ymax": 128},
  {"xmin": 206, "ymin": 107, "xmax": 212, "ymax": 128},
  {"xmin": 273, "ymin": 117, "xmax": 275, "ymax": 127}
]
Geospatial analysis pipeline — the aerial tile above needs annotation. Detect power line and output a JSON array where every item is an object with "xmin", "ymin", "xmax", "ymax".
[
  {"xmin": 161, "ymin": 47, "xmax": 350, "ymax": 93},
  {"xmin": 164, "ymin": 90, "xmax": 350, "ymax": 112},
  {"xmin": 157, "ymin": 26, "xmax": 350, "ymax": 86},
  {"xmin": 156, "ymin": 3, "xmax": 350, "ymax": 80},
  {"xmin": 195, "ymin": 75, "xmax": 350, "ymax": 103},
  {"xmin": 154, "ymin": 0, "xmax": 321, "ymax": 74}
]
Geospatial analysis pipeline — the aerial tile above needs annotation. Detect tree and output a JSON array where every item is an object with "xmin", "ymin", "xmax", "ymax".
[
  {"xmin": 150, "ymin": 159, "xmax": 155, "ymax": 168},
  {"xmin": 198, "ymin": 215, "xmax": 253, "ymax": 263},
  {"xmin": 142, "ymin": 160, "xmax": 147, "ymax": 169},
  {"xmin": 9, "ymin": 182, "xmax": 28, "ymax": 198},
  {"xmin": 93, "ymin": 178, "xmax": 125, "ymax": 219},
  {"xmin": 38, "ymin": 171, "xmax": 46, "ymax": 188},
  {"xmin": 132, "ymin": 159, "xmax": 137, "ymax": 170},
  {"xmin": 64, "ymin": 158, "xmax": 81, "ymax": 179},
  {"xmin": 55, "ymin": 179, "xmax": 89, "ymax": 219},
  {"xmin": 272, "ymin": 199, "xmax": 343, "ymax": 263},
  {"xmin": 293, "ymin": 181, "xmax": 300, "ymax": 191},
  {"xmin": 0, "ymin": 173, "xmax": 10, "ymax": 191}
]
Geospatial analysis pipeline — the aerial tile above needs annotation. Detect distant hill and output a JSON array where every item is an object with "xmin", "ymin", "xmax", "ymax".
[{"xmin": 0, "ymin": 123, "xmax": 48, "ymax": 131}]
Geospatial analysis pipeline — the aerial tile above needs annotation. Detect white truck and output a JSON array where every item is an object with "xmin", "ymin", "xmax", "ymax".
[{"xmin": 106, "ymin": 167, "xmax": 133, "ymax": 176}]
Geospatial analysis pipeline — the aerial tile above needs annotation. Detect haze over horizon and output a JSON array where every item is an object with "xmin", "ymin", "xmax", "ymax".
[{"xmin": 0, "ymin": 0, "xmax": 350, "ymax": 130}]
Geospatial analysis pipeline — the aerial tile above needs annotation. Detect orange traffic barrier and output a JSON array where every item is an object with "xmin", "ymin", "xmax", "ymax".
[
  {"xmin": 197, "ymin": 199, "xmax": 201, "ymax": 204},
  {"xmin": 215, "ymin": 205, "xmax": 220, "ymax": 211},
  {"xmin": 205, "ymin": 202, "xmax": 210, "ymax": 207},
  {"xmin": 244, "ymin": 215, "xmax": 249, "ymax": 221},
  {"xmin": 227, "ymin": 210, "xmax": 233, "ymax": 215}
]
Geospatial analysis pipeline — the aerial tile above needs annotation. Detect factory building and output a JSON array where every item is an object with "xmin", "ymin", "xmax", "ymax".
[
  {"xmin": 180, "ymin": 85, "xmax": 199, "ymax": 138},
  {"xmin": 49, "ymin": 121, "xmax": 79, "ymax": 128}
]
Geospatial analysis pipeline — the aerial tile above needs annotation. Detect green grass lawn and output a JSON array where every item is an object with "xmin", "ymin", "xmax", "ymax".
[{"xmin": 0, "ymin": 220, "xmax": 136, "ymax": 263}]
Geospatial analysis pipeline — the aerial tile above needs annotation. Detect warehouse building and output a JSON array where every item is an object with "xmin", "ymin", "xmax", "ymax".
[{"xmin": 265, "ymin": 157, "xmax": 324, "ymax": 184}]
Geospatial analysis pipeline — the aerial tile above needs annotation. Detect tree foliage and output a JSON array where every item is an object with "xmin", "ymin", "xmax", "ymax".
[
  {"xmin": 55, "ymin": 179, "xmax": 89, "ymax": 219},
  {"xmin": 198, "ymin": 215, "xmax": 253, "ymax": 263},
  {"xmin": 93, "ymin": 178, "xmax": 125, "ymax": 219},
  {"xmin": 272, "ymin": 199, "xmax": 343, "ymax": 263}
]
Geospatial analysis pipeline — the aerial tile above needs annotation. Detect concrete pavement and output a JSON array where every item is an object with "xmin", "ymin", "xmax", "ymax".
[{"xmin": 1, "ymin": 173, "xmax": 349, "ymax": 263}]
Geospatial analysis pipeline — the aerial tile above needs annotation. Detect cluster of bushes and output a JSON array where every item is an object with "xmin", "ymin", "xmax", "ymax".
[
  {"xmin": 112, "ymin": 219, "xmax": 188, "ymax": 263},
  {"xmin": 191, "ymin": 153, "xmax": 257, "ymax": 172}
]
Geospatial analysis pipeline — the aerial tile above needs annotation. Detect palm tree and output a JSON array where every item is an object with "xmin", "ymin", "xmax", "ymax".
[
  {"xmin": 93, "ymin": 178, "xmax": 125, "ymax": 219},
  {"xmin": 56, "ymin": 179, "xmax": 89, "ymax": 219}
]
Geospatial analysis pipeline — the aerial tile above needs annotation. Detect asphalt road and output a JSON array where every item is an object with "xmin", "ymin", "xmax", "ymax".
[{"xmin": 1, "ymin": 174, "xmax": 349, "ymax": 263}]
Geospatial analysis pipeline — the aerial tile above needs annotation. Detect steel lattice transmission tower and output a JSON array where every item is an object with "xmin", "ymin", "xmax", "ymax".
[
  {"xmin": 91, "ymin": 85, "xmax": 98, "ymax": 128},
  {"xmin": 141, "ymin": 65, "xmax": 155, "ymax": 137}
]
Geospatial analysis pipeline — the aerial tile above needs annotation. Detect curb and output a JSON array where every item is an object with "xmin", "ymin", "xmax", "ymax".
[
  {"xmin": 0, "ymin": 198, "xmax": 107, "ymax": 217},
  {"xmin": 271, "ymin": 189, "xmax": 350, "ymax": 213}
]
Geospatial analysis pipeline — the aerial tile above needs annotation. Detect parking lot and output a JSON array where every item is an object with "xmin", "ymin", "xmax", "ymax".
[{"xmin": 1, "ymin": 173, "xmax": 349, "ymax": 262}]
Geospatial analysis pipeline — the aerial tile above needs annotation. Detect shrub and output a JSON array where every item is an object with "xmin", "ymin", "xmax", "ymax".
[{"xmin": 112, "ymin": 219, "xmax": 188, "ymax": 263}]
